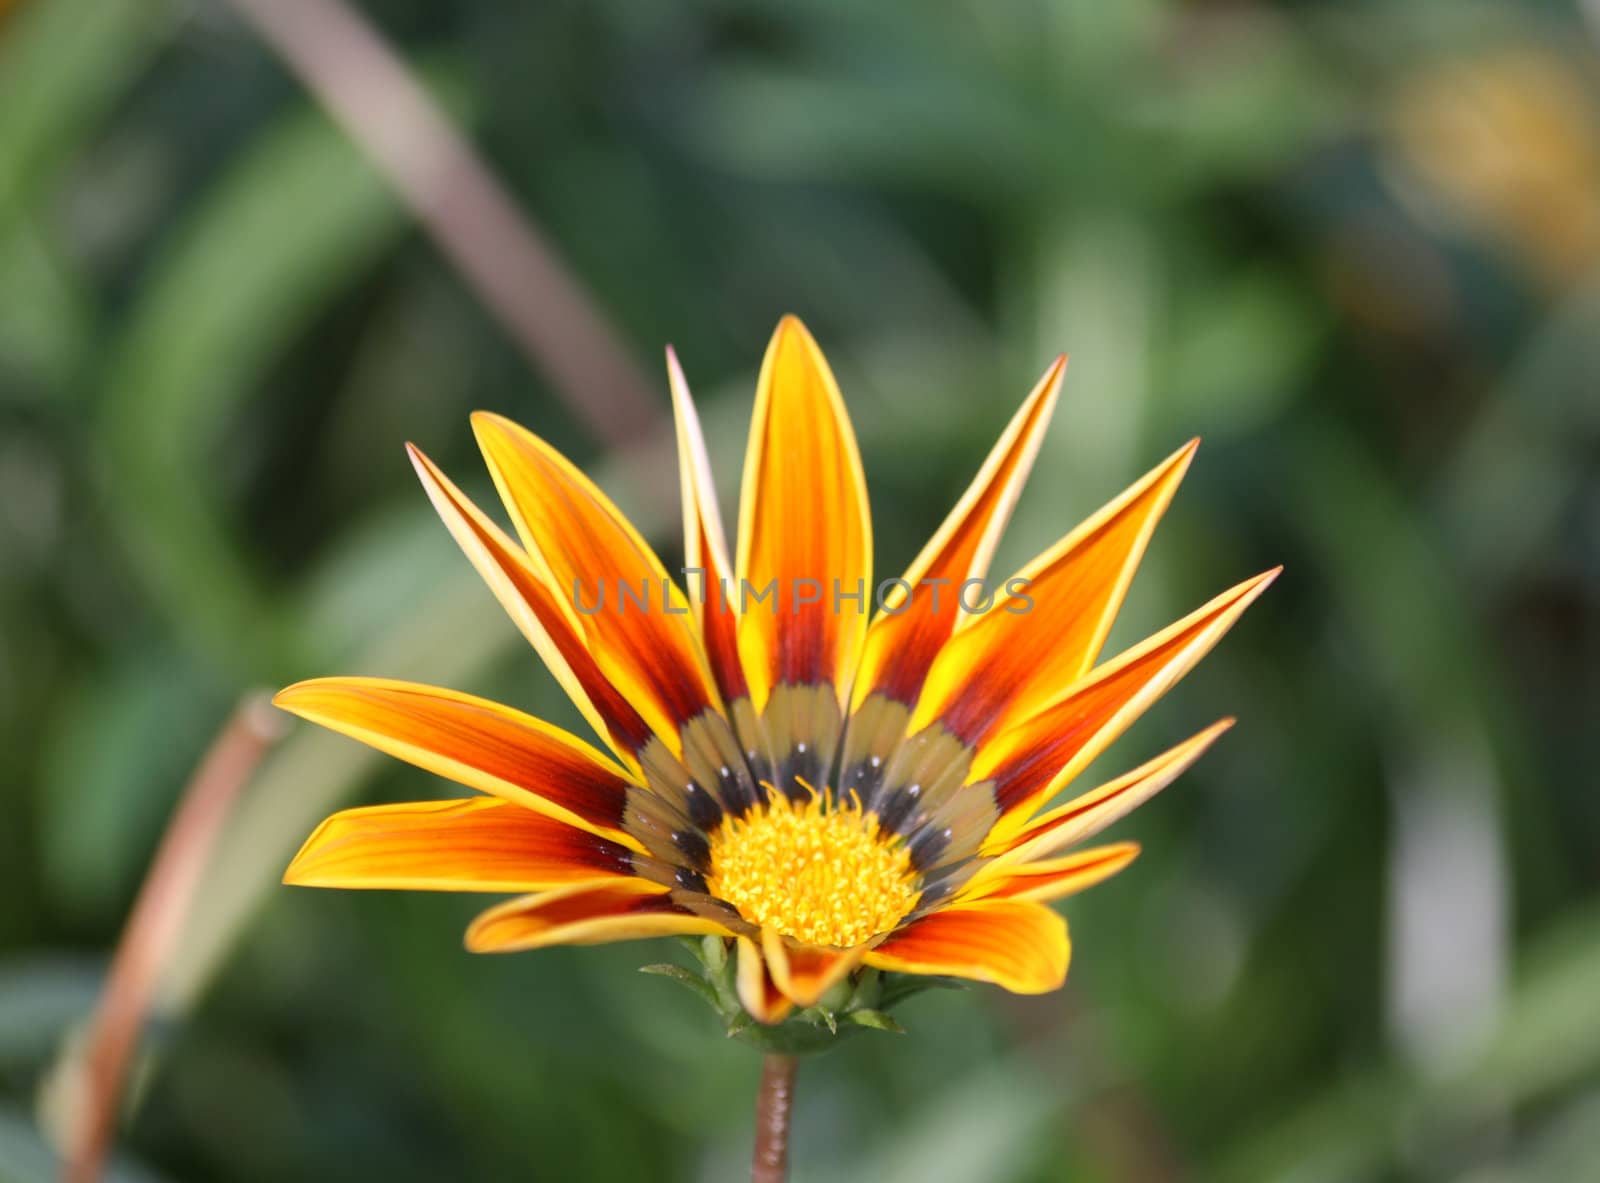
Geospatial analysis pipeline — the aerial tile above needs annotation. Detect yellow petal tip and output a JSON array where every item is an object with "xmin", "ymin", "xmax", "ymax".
[
  {"xmin": 281, "ymin": 862, "xmax": 317, "ymax": 888},
  {"xmin": 271, "ymin": 680, "xmax": 317, "ymax": 711},
  {"xmin": 404, "ymin": 441, "xmax": 438, "ymax": 480}
]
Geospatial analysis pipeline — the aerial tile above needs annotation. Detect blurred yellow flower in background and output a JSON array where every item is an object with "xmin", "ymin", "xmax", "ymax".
[{"xmin": 1388, "ymin": 46, "xmax": 1600, "ymax": 289}]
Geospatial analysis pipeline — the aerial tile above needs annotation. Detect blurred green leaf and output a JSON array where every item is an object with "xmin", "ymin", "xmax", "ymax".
[
  {"xmin": 35, "ymin": 651, "xmax": 220, "ymax": 923},
  {"xmin": 1133, "ymin": 17, "xmax": 1346, "ymax": 189},
  {"xmin": 0, "ymin": 0, "xmax": 168, "ymax": 231},
  {"xmin": 0, "ymin": 958, "xmax": 100, "ymax": 1069},
  {"xmin": 1160, "ymin": 267, "xmax": 1325, "ymax": 436},
  {"xmin": 1216, "ymin": 904, "xmax": 1600, "ymax": 1183},
  {"xmin": 796, "ymin": 1061, "xmax": 1056, "ymax": 1183},
  {"xmin": 692, "ymin": 65, "xmax": 1052, "ymax": 203},
  {"xmin": 0, "ymin": 225, "xmax": 89, "ymax": 397},
  {"xmin": 96, "ymin": 91, "xmax": 413, "ymax": 679},
  {"xmin": 160, "ymin": 558, "xmax": 511, "ymax": 1012},
  {"xmin": 0, "ymin": 1106, "xmax": 168, "ymax": 1183}
]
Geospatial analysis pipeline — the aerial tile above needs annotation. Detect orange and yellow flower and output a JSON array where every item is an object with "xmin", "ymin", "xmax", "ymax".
[{"xmin": 278, "ymin": 317, "xmax": 1275, "ymax": 1025}]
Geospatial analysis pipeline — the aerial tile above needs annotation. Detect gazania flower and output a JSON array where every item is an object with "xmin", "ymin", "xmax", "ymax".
[{"xmin": 278, "ymin": 316, "xmax": 1274, "ymax": 1028}]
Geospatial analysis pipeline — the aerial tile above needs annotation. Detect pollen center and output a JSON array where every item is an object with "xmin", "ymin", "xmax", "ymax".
[{"xmin": 705, "ymin": 789, "xmax": 920, "ymax": 948}]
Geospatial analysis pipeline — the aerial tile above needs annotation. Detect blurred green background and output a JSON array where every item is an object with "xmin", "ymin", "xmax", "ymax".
[{"xmin": 2, "ymin": 0, "xmax": 1598, "ymax": 1180}]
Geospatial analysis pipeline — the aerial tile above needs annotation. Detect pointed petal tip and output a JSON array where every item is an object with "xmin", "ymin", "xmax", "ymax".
[
  {"xmin": 1230, "ymin": 565, "xmax": 1282, "ymax": 599},
  {"xmin": 1129, "ymin": 438, "xmax": 1199, "ymax": 490},
  {"xmin": 280, "ymin": 844, "xmax": 327, "ymax": 888},
  {"xmin": 770, "ymin": 313, "xmax": 822, "ymax": 354},
  {"xmin": 406, "ymin": 444, "xmax": 453, "ymax": 506},
  {"xmin": 271, "ymin": 675, "xmax": 372, "ymax": 712},
  {"xmin": 665, "ymin": 346, "xmax": 691, "ymax": 399},
  {"xmin": 1076, "ymin": 840, "xmax": 1143, "ymax": 870},
  {"xmin": 1208, "ymin": 566, "xmax": 1279, "ymax": 621},
  {"xmin": 271, "ymin": 679, "xmax": 321, "ymax": 712},
  {"xmin": 467, "ymin": 408, "xmax": 504, "ymax": 439},
  {"xmin": 468, "ymin": 410, "xmax": 535, "ymax": 454},
  {"xmin": 1196, "ymin": 567, "xmax": 1278, "ymax": 631},
  {"xmin": 1167, "ymin": 436, "xmax": 1202, "ymax": 473},
  {"xmin": 404, "ymin": 441, "xmax": 439, "ymax": 481},
  {"xmin": 1034, "ymin": 354, "xmax": 1069, "ymax": 404},
  {"xmin": 281, "ymin": 817, "xmax": 329, "ymax": 886}
]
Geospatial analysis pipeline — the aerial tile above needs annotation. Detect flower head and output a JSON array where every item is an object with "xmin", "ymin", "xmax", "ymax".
[{"xmin": 279, "ymin": 316, "xmax": 1275, "ymax": 1026}]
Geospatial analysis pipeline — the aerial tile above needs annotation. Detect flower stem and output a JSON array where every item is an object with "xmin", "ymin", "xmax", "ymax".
[
  {"xmin": 66, "ymin": 695, "xmax": 282, "ymax": 1183},
  {"xmin": 751, "ymin": 1053, "xmax": 798, "ymax": 1183}
]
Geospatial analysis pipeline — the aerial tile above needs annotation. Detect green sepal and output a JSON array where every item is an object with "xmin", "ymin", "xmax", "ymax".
[
  {"xmin": 641, "ymin": 943, "xmax": 943, "ymax": 1056},
  {"xmin": 845, "ymin": 1008, "xmax": 905, "ymax": 1034},
  {"xmin": 729, "ymin": 1012, "xmax": 860, "ymax": 1056},
  {"xmin": 638, "ymin": 962, "xmax": 722, "ymax": 1009}
]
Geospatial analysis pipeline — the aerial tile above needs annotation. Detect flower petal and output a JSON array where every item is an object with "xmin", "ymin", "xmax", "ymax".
[
  {"xmin": 283, "ymin": 798, "xmax": 633, "ymax": 891},
  {"xmin": 977, "ymin": 568, "xmax": 1279, "ymax": 835},
  {"xmin": 986, "ymin": 720, "xmax": 1233, "ymax": 863},
  {"xmin": 760, "ymin": 928, "xmax": 867, "ymax": 1008},
  {"xmin": 735, "ymin": 316, "xmax": 871, "ymax": 713},
  {"xmin": 409, "ymin": 444, "xmax": 655, "ymax": 759},
  {"xmin": 864, "ymin": 900, "xmax": 1070, "ymax": 994},
  {"xmin": 966, "ymin": 842, "xmax": 1141, "ymax": 904},
  {"xmin": 852, "ymin": 357, "xmax": 1064, "ymax": 711},
  {"xmin": 913, "ymin": 440, "xmax": 1198, "ymax": 742},
  {"xmin": 273, "ymin": 677, "xmax": 640, "ymax": 845},
  {"xmin": 465, "ymin": 879, "xmax": 727, "ymax": 953},
  {"xmin": 471, "ymin": 411, "xmax": 721, "ymax": 745},
  {"xmin": 668, "ymin": 347, "xmax": 747, "ymax": 703},
  {"xmin": 736, "ymin": 935, "xmax": 795, "ymax": 1024}
]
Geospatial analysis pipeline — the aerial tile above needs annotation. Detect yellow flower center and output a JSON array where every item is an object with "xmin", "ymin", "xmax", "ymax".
[{"xmin": 706, "ymin": 789, "xmax": 921, "ymax": 948}]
